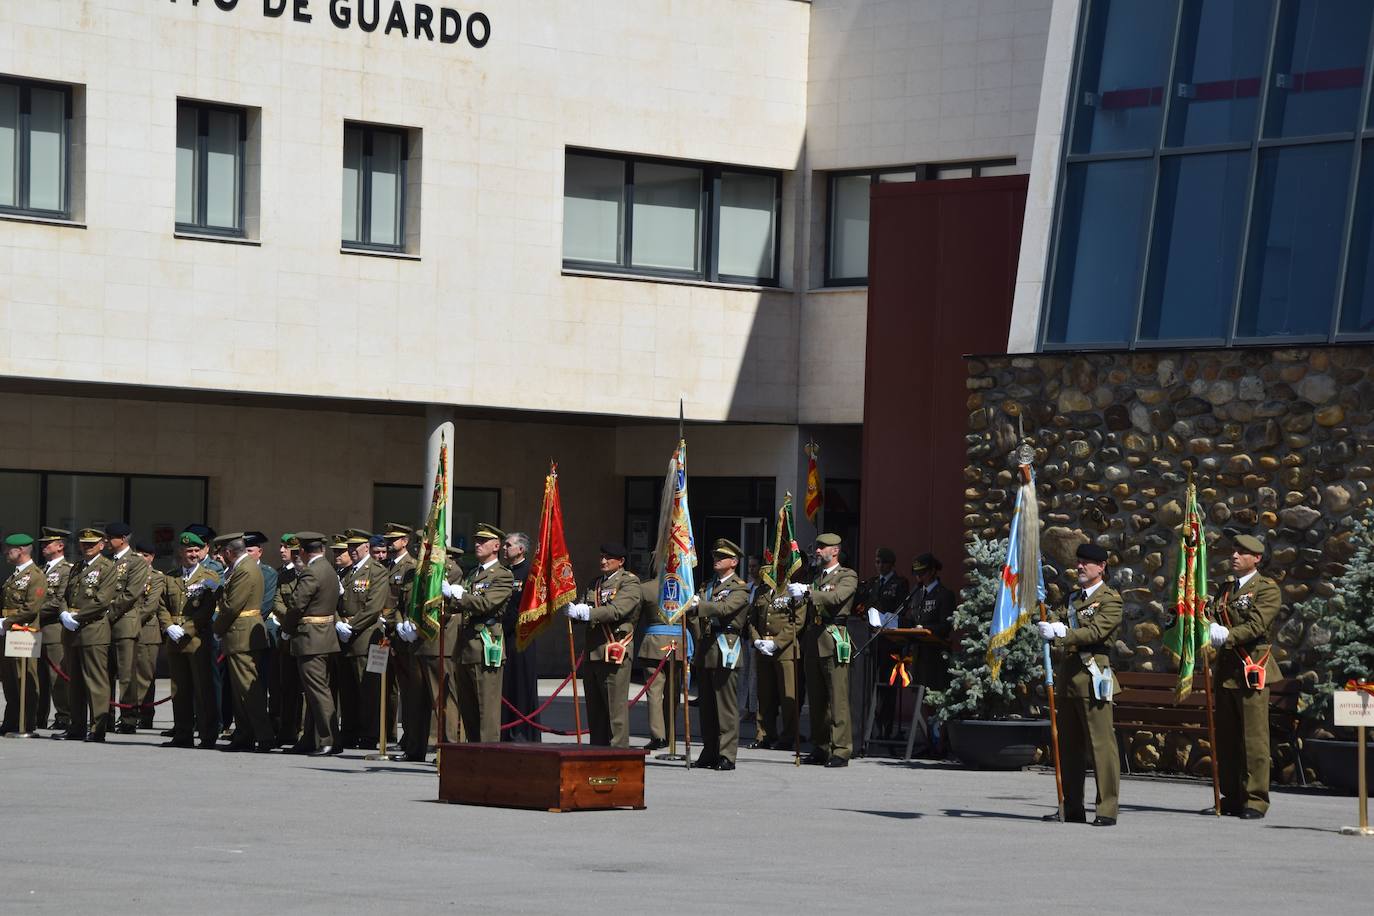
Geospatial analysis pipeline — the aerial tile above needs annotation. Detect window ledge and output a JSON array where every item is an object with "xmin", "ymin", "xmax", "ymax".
[
  {"xmin": 174, "ymin": 231, "xmax": 260, "ymax": 246},
  {"xmin": 341, "ymin": 246, "xmax": 421, "ymax": 262},
  {"xmin": 0, "ymin": 212, "xmax": 85, "ymax": 230},
  {"xmin": 807, "ymin": 284, "xmax": 868, "ymax": 293},
  {"xmin": 561, "ymin": 268, "xmax": 790, "ymax": 294}
]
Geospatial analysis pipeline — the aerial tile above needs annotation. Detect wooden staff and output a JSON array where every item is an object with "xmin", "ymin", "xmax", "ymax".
[
  {"xmin": 1200, "ymin": 581, "xmax": 1233, "ymax": 815},
  {"xmin": 682, "ymin": 607, "xmax": 692, "ymax": 767},
  {"xmin": 437, "ymin": 612, "xmax": 448, "ymax": 764},
  {"xmin": 794, "ymin": 632, "xmax": 802, "ymax": 766},
  {"xmin": 566, "ymin": 614, "xmax": 583, "ymax": 746},
  {"xmin": 1039, "ymin": 601, "xmax": 1065, "ymax": 821}
]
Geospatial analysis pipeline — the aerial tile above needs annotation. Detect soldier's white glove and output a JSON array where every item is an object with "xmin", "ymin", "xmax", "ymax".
[
  {"xmin": 60, "ymin": 611, "xmax": 79, "ymax": 631},
  {"xmin": 1209, "ymin": 623, "xmax": 1229, "ymax": 648},
  {"xmin": 396, "ymin": 620, "xmax": 418, "ymax": 642},
  {"xmin": 867, "ymin": 608, "xmax": 883, "ymax": 628},
  {"xmin": 1037, "ymin": 621, "xmax": 1067, "ymax": 641},
  {"xmin": 0, "ymin": 618, "xmax": 11, "ymax": 632},
  {"xmin": 334, "ymin": 621, "xmax": 353, "ymax": 640},
  {"xmin": 280, "ymin": 631, "xmax": 292, "ymax": 641},
  {"xmin": 441, "ymin": 581, "xmax": 466, "ymax": 601},
  {"xmin": 787, "ymin": 582, "xmax": 809, "ymax": 599},
  {"xmin": 754, "ymin": 639, "xmax": 776, "ymax": 656},
  {"xmin": 165, "ymin": 624, "xmax": 186, "ymax": 641},
  {"xmin": 565, "ymin": 603, "xmax": 591, "ymax": 621},
  {"xmin": 772, "ymin": 596, "xmax": 790, "ymax": 609},
  {"xmin": 441, "ymin": 580, "xmax": 455, "ymax": 599}
]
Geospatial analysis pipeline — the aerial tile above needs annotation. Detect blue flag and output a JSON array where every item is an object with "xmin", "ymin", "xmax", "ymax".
[
  {"xmin": 987, "ymin": 466, "xmax": 1045, "ymax": 681},
  {"xmin": 652, "ymin": 439, "xmax": 696, "ymax": 626}
]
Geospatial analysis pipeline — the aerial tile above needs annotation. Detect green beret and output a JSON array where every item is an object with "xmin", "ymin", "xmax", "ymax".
[
  {"xmin": 280, "ymin": 533, "xmax": 301, "ymax": 548},
  {"xmin": 815, "ymin": 533, "xmax": 842, "ymax": 547},
  {"xmin": 4, "ymin": 533, "xmax": 34, "ymax": 547},
  {"xmin": 178, "ymin": 531, "xmax": 206, "ymax": 547}
]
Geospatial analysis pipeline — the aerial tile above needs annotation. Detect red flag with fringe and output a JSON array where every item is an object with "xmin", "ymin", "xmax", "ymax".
[
  {"xmin": 804, "ymin": 442, "xmax": 823, "ymax": 524},
  {"xmin": 516, "ymin": 464, "xmax": 577, "ymax": 650}
]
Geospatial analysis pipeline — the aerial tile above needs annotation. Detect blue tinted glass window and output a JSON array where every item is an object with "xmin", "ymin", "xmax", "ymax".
[
  {"xmin": 1071, "ymin": 0, "xmax": 1178, "ymax": 154},
  {"xmin": 1140, "ymin": 152, "xmax": 1250, "ymax": 340},
  {"xmin": 1166, "ymin": 0, "xmax": 1272, "ymax": 147},
  {"xmin": 1340, "ymin": 140, "xmax": 1374, "ymax": 334},
  {"xmin": 1238, "ymin": 143, "xmax": 1351, "ymax": 337},
  {"xmin": 1046, "ymin": 159, "xmax": 1153, "ymax": 344},
  {"xmin": 1264, "ymin": 0, "xmax": 1373, "ymax": 138}
]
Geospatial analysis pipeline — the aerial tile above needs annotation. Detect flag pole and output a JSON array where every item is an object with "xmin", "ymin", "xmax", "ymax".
[
  {"xmin": 556, "ymin": 460, "xmax": 583, "ymax": 747},
  {"xmin": 1021, "ymin": 461, "xmax": 1064, "ymax": 820},
  {"xmin": 680, "ymin": 400, "xmax": 693, "ymax": 769},
  {"xmin": 1201, "ymin": 646, "xmax": 1222, "ymax": 814}
]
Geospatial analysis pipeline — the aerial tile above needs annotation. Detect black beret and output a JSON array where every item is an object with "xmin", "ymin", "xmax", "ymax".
[
  {"xmin": 599, "ymin": 542, "xmax": 628, "ymax": 560},
  {"xmin": 911, "ymin": 552, "xmax": 941, "ymax": 573},
  {"xmin": 1077, "ymin": 543, "xmax": 1109, "ymax": 563},
  {"xmin": 134, "ymin": 542, "xmax": 157, "ymax": 555},
  {"xmin": 186, "ymin": 523, "xmax": 216, "ymax": 540},
  {"xmin": 243, "ymin": 531, "xmax": 269, "ymax": 547},
  {"xmin": 105, "ymin": 522, "xmax": 132, "ymax": 538}
]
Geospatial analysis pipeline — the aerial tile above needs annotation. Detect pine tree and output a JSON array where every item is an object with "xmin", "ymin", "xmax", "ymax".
[{"xmin": 1295, "ymin": 508, "xmax": 1374, "ymax": 727}]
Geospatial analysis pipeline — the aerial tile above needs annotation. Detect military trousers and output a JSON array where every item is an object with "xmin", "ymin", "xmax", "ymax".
[
  {"xmin": 39, "ymin": 636, "xmax": 69, "ymax": 728},
  {"xmin": 336, "ymin": 654, "xmax": 381, "ymax": 747},
  {"xmin": 66, "ymin": 642, "xmax": 112, "ymax": 739},
  {"xmin": 134, "ymin": 642, "xmax": 159, "ymax": 727},
  {"xmin": 697, "ymin": 666, "xmax": 741, "ymax": 764},
  {"xmin": 582, "ymin": 659, "xmax": 631, "ymax": 748},
  {"xmin": 0, "ymin": 653, "xmax": 39, "ymax": 733},
  {"xmin": 1215, "ymin": 682, "xmax": 1271, "ymax": 814},
  {"xmin": 274, "ymin": 642, "xmax": 304, "ymax": 746},
  {"xmin": 113, "ymin": 638, "xmax": 140, "ymax": 726},
  {"xmin": 400, "ymin": 654, "xmax": 458, "ymax": 759},
  {"xmin": 168, "ymin": 643, "xmax": 218, "ymax": 743},
  {"xmin": 297, "ymin": 653, "xmax": 337, "ymax": 750},
  {"xmin": 454, "ymin": 659, "xmax": 503, "ymax": 743},
  {"xmin": 226, "ymin": 650, "xmax": 275, "ymax": 745},
  {"xmin": 803, "ymin": 652, "xmax": 852, "ymax": 761},
  {"xmin": 1058, "ymin": 695, "xmax": 1119, "ymax": 820},
  {"xmin": 645, "ymin": 658, "xmax": 685, "ymax": 742},
  {"xmin": 755, "ymin": 654, "xmax": 799, "ymax": 747}
]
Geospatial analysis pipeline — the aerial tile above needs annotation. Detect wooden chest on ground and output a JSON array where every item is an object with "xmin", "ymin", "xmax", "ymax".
[{"xmin": 437, "ymin": 743, "xmax": 647, "ymax": 812}]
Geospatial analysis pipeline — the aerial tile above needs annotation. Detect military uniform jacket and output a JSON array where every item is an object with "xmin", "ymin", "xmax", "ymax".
[
  {"xmin": 273, "ymin": 563, "xmax": 300, "ymax": 634},
  {"xmin": 1215, "ymin": 573, "xmax": 1282, "ymax": 689},
  {"xmin": 858, "ymin": 573, "xmax": 910, "ymax": 618},
  {"xmin": 907, "ymin": 581, "xmax": 957, "ymax": 687},
  {"xmin": 635, "ymin": 577, "xmax": 682, "ymax": 662},
  {"xmin": 39, "ymin": 558, "xmax": 74, "ymax": 646},
  {"xmin": 63, "ymin": 553, "xmax": 117, "ymax": 647},
  {"xmin": 1049, "ymin": 583, "xmax": 1123, "ymax": 700},
  {"xmin": 159, "ymin": 562, "xmax": 222, "ymax": 654},
  {"xmin": 799, "ymin": 565, "xmax": 858, "ymax": 658},
  {"xmin": 108, "ymin": 549, "xmax": 151, "ymax": 642},
  {"xmin": 2, "ymin": 561, "xmax": 47, "ymax": 640},
  {"xmin": 453, "ymin": 561, "xmax": 515, "ymax": 665},
  {"xmin": 213, "ymin": 557, "xmax": 267, "ymax": 654},
  {"xmin": 137, "ymin": 569, "xmax": 166, "ymax": 646},
  {"xmin": 386, "ymin": 552, "xmax": 416, "ymax": 630},
  {"xmin": 582, "ymin": 569, "xmax": 642, "ymax": 662},
  {"xmin": 339, "ymin": 557, "xmax": 389, "ymax": 657},
  {"xmin": 746, "ymin": 584, "xmax": 805, "ymax": 660},
  {"xmin": 288, "ymin": 555, "xmax": 344, "ymax": 658},
  {"xmin": 690, "ymin": 573, "xmax": 750, "ymax": 670}
]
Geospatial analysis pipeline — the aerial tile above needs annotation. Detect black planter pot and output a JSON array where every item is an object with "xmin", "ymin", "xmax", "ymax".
[
  {"xmin": 1306, "ymin": 737, "xmax": 1374, "ymax": 794},
  {"xmin": 946, "ymin": 718, "xmax": 1050, "ymax": 770}
]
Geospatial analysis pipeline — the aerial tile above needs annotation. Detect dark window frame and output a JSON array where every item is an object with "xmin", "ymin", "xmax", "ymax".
[
  {"xmin": 343, "ymin": 122, "xmax": 410, "ymax": 253},
  {"xmin": 562, "ymin": 148, "xmax": 783, "ymax": 288},
  {"xmin": 0, "ymin": 75, "xmax": 73, "ymax": 220},
  {"xmin": 175, "ymin": 99, "xmax": 247, "ymax": 237}
]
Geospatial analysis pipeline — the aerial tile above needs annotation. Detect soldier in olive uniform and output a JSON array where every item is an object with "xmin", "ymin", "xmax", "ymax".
[
  {"xmin": 285, "ymin": 533, "xmax": 342, "ymax": 755},
  {"xmin": 687, "ymin": 539, "xmax": 751, "ymax": 770},
  {"xmin": 857, "ymin": 547, "xmax": 909, "ymax": 739},
  {"xmin": 159, "ymin": 531, "xmax": 223, "ymax": 748},
  {"xmin": 565, "ymin": 543, "xmax": 641, "ymax": 748},
  {"xmin": 211, "ymin": 534, "xmax": 274, "ymax": 751},
  {"xmin": 793, "ymin": 533, "xmax": 858, "ymax": 767},
  {"xmin": 747, "ymin": 565, "xmax": 805, "ymax": 750},
  {"xmin": 102, "ymin": 522, "xmax": 150, "ymax": 735},
  {"xmin": 272, "ymin": 534, "xmax": 305, "ymax": 747},
  {"xmin": 1039, "ymin": 542, "xmax": 1122, "ymax": 826},
  {"xmin": 129, "ymin": 543, "xmax": 166, "ymax": 733},
  {"xmin": 36, "ymin": 528, "xmax": 74, "ymax": 731},
  {"xmin": 399, "ymin": 546, "xmax": 464, "ymax": 758},
  {"xmin": 382, "ymin": 523, "xmax": 416, "ymax": 747},
  {"xmin": 636, "ymin": 575, "xmax": 686, "ymax": 752},
  {"xmin": 336, "ymin": 529, "xmax": 389, "ymax": 749},
  {"xmin": 1, "ymin": 533, "xmax": 46, "ymax": 735},
  {"xmin": 1207, "ymin": 532, "xmax": 1283, "ymax": 819},
  {"xmin": 441, "ymin": 523, "xmax": 513, "ymax": 743},
  {"xmin": 55, "ymin": 528, "xmax": 118, "ymax": 742}
]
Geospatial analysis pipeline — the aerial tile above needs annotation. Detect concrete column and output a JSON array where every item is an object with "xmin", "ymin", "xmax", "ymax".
[{"xmin": 424, "ymin": 406, "xmax": 456, "ymax": 544}]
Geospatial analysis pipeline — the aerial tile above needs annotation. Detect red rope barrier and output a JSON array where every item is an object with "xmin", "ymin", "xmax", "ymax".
[
  {"xmin": 499, "ymin": 648, "xmax": 674, "ymax": 734},
  {"xmin": 43, "ymin": 655, "xmax": 172, "ymax": 708}
]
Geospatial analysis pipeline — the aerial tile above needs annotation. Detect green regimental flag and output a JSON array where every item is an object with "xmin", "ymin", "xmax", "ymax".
[
  {"xmin": 1162, "ymin": 482, "xmax": 1209, "ymax": 701},
  {"xmin": 408, "ymin": 436, "xmax": 448, "ymax": 642},
  {"xmin": 761, "ymin": 493, "xmax": 803, "ymax": 593}
]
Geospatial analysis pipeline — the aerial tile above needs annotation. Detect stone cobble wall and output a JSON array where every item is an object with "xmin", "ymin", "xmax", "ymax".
[{"xmin": 963, "ymin": 347, "xmax": 1374, "ymax": 780}]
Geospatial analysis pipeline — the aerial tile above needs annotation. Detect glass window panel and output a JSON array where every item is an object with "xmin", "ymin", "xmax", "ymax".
[
  {"xmin": 203, "ymin": 108, "xmax": 240, "ymax": 229},
  {"xmin": 342, "ymin": 126, "xmax": 363, "ymax": 243},
  {"xmin": 979, "ymin": 163, "xmax": 1023, "ymax": 177},
  {"xmin": 631, "ymin": 161, "xmax": 701, "ymax": 272},
  {"xmin": 562, "ymin": 154, "xmax": 624, "ymax": 264},
  {"xmin": 1140, "ymin": 151, "xmax": 1249, "ymax": 340},
  {"xmin": 717, "ymin": 171, "xmax": 777, "ymax": 280},
  {"xmin": 1238, "ymin": 143, "xmax": 1350, "ymax": 337},
  {"xmin": 934, "ymin": 167, "xmax": 974, "ymax": 179},
  {"xmin": 1264, "ymin": 0, "xmax": 1372, "ymax": 138},
  {"xmin": 27, "ymin": 86, "xmax": 66, "ymax": 212},
  {"xmin": 1339, "ymin": 140, "xmax": 1374, "ymax": 333},
  {"xmin": 1070, "ymin": 0, "xmax": 1177, "ymax": 154},
  {"xmin": 368, "ymin": 129, "xmax": 403, "ymax": 247},
  {"xmin": 829, "ymin": 174, "xmax": 871, "ymax": 279},
  {"xmin": 129, "ymin": 477, "xmax": 207, "ymax": 564},
  {"xmin": 1166, "ymin": 0, "xmax": 1271, "ymax": 147},
  {"xmin": 448, "ymin": 488, "xmax": 501, "ymax": 568},
  {"xmin": 372, "ymin": 483, "xmax": 422, "ymax": 533},
  {"xmin": 0, "ymin": 471, "xmax": 41, "ymax": 579},
  {"xmin": 175, "ymin": 104, "xmax": 197, "ymax": 225},
  {"xmin": 1046, "ymin": 159, "xmax": 1153, "ymax": 344},
  {"xmin": 877, "ymin": 171, "xmax": 917, "ymax": 183},
  {"xmin": 45, "ymin": 474, "xmax": 125, "ymax": 541},
  {"xmin": 0, "ymin": 84, "xmax": 17, "ymax": 207}
]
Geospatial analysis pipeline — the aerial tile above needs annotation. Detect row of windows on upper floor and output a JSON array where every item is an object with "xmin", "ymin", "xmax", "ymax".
[{"xmin": 2, "ymin": 74, "xmax": 1015, "ymax": 287}]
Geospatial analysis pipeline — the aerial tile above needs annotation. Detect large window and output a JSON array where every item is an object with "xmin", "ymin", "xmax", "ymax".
[
  {"xmin": 825, "ymin": 160, "xmax": 1018, "ymax": 286},
  {"xmin": 1044, "ymin": 0, "xmax": 1374, "ymax": 348},
  {"xmin": 372, "ymin": 483, "xmax": 500, "ymax": 570},
  {"xmin": 176, "ymin": 100, "xmax": 246, "ymax": 235},
  {"xmin": 0, "ymin": 76, "xmax": 72, "ymax": 218},
  {"xmin": 343, "ymin": 123, "xmax": 409, "ymax": 252},
  {"xmin": 562, "ymin": 150, "xmax": 781, "ymax": 286}
]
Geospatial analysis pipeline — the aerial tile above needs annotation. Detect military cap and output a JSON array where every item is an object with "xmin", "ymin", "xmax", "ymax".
[
  {"xmin": 474, "ymin": 522, "xmax": 505, "ymax": 543},
  {"xmin": 177, "ymin": 531, "xmax": 206, "ymax": 547},
  {"xmin": 105, "ymin": 521, "xmax": 132, "ymax": 538},
  {"xmin": 243, "ymin": 531, "xmax": 269, "ymax": 548},
  {"xmin": 4, "ymin": 533, "xmax": 34, "ymax": 547},
  {"xmin": 1231, "ymin": 532, "xmax": 1266, "ymax": 556},
  {"xmin": 815, "ymin": 533, "xmax": 842, "ymax": 547},
  {"xmin": 445, "ymin": 545, "xmax": 466, "ymax": 558},
  {"xmin": 77, "ymin": 527, "xmax": 105, "ymax": 543},
  {"xmin": 185, "ymin": 524, "xmax": 216, "ymax": 541},
  {"xmin": 330, "ymin": 534, "xmax": 351, "ymax": 549},
  {"xmin": 911, "ymin": 552, "xmax": 941, "ymax": 573},
  {"xmin": 295, "ymin": 531, "xmax": 326, "ymax": 548},
  {"xmin": 280, "ymin": 533, "xmax": 301, "ymax": 549},
  {"xmin": 382, "ymin": 522, "xmax": 413, "ymax": 540},
  {"xmin": 1076, "ymin": 543, "xmax": 1109, "ymax": 564},
  {"xmin": 712, "ymin": 538, "xmax": 742, "ymax": 558},
  {"xmin": 134, "ymin": 541, "xmax": 156, "ymax": 555},
  {"xmin": 599, "ymin": 542, "xmax": 628, "ymax": 560},
  {"xmin": 38, "ymin": 527, "xmax": 70, "ymax": 542},
  {"xmin": 344, "ymin": 528, "xmax": 372, "ymax": 545},
  {"xmin": 875, "ymin": 547, "xmax": 896, "ymax": 564},
  {"xmin": 211, "ymin": 532, "xmax": 245, "ymax": 548}
]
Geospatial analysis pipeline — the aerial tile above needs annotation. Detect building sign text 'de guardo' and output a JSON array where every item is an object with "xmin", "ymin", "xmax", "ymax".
[{"xmin": 170, "ymin": 0, "xmax": 491, "ymax": 49}]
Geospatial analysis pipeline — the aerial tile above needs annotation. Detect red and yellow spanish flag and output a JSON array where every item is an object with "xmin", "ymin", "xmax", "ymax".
[
  {"xmin": 804, "ymin": 442, "xmax": 823, "ymax": 523},
  {"xmin": 516, "ymin": 463, "xmax": 578, "ymax": 651}
]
